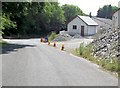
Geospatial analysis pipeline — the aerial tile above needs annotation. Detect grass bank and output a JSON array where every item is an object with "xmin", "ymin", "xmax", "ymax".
[{"xmin": 72, "ymin": 42, "xmax": 119, "ymax": 77}]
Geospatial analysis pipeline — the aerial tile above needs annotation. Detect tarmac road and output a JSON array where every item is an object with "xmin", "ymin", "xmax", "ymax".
[{"xmin": 2, "ymin": 39, "xmax": 118, "ymax": 86}]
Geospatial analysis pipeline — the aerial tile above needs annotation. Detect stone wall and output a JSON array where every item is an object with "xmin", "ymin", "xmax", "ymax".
[{"xmin": 91, "ymin": 29, "xmax": 119, "ymax": 59}]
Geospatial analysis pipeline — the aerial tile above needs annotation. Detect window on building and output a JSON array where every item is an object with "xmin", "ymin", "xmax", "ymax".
[{"xmin": 73, "ymin": 25, "xmax": 77, "ymax": 29}]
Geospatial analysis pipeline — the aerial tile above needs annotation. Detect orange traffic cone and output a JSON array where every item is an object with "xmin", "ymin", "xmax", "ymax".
[
  {"xmin": 61, "ymin": 44, "xmax": 64, "ymax": 50},
  {"xmin": 40, "ymin": 38, "xmax": 43, "ymax": 42},
  {"xmin": 53, "ymin": 42, "xmax": 56, "ymax": 47},
  {"xmin": 48, "ymin": 41, "xmax": 50, "ymax": 45}
]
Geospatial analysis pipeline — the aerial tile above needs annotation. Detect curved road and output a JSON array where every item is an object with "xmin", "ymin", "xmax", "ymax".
[{"xmin": 2, "ymin": 39, "xmax": 118, "ymax": 86}]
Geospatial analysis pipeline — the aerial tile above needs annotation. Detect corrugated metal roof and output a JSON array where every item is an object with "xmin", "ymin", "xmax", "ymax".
[{"xmin": 77, "ymin": 15, "xmax": 98, "ymax": 26}]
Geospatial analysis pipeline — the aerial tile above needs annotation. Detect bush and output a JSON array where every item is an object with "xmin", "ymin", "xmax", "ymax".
[
  {"xmin": 48, "ymin": 31, "xmax": 57, "ymax": 41},
  {"xmin": 0, "ymin": 40, "xmax": 7, "ymax": 46},
  {"xmin": 102, "ymin": 59, "xmax": 118, "ymax": 72},
  {"xmin": 79, "ymin": 42, "xmax": 84, "ymax": 55}
]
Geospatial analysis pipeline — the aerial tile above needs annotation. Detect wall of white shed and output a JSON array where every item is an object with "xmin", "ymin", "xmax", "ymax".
[
  {"xmin": 67, "ymin": 17, "xmax": 87, "ymax": 36},
  {"xmin": 88, "ymin": 26, "xmax": 97, "ymax": 35}
]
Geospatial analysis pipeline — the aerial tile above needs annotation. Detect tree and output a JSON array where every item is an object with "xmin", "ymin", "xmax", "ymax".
[
  {"xmin": 112, "ymin": 6, "xmax": 119, "ymax": 13},
  {"xmin": 1, "ymin": 13, "xmax": 17, "ymax": 34},
  {"xmin": 2, "ymin": 2, "xmax": 85, "ymax": 37},
  {"xmin": 107, "ymin": 5, "xmax": 112, "ymax": 19},
  {"xmin": 2, "ymin": 2, "xmax": 30, "ymax": 35},
  {"xmin": 2, "ymin": 2, "xmax": 65, "ymax": 36},
  {"xmin": 32, "ymin": 2, "xmax": 65, "ymax": 33},
  {"xmin": 97, "ymin": 5, "xmax": 118, "ymax": 19},
  {"xmin": 48, "ymin": 2, "xmax": 65, "ymax": 32},
  {"xmin": 62, "ymin": 4, "xmax": 85, "ymax": 21},
  {"xmin": 21, "ymin": 2, "xmax": 46, "ymax": 35},
  {"xmin": 102, "ymin": 5, "xmax": 108, "ymax": 18}
]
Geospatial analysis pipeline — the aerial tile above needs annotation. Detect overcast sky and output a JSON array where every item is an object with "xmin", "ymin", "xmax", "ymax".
[{"xmin": 58, "ymin": 0, "xmax": 119, "ymax": 16}]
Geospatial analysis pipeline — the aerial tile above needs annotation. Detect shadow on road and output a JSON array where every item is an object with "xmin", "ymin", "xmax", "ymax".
[{"xmin": 1, "ymin": 43, "xmax": 36, "ymax": 54}]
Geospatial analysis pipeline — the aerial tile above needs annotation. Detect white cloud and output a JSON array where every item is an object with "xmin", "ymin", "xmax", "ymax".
[{"xmin": 58, "ymin": 0, "xmax": 119, "ymax": 16}]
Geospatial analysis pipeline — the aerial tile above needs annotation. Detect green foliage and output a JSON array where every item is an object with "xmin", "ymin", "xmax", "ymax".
[
  {"xmin": 112, "ymin": 6, "xmax": 119, "ymax": 13},
  {"xmin": 0, "ymin": 14, "xmax": 17, "ymax": 34},
  {"xmin": 2, "ymin": 2, "xmax": 65, "ymax": 36},
  {"xmin": 79, "ymin": 42, "xmax": 84, "ymax": 55},
  {"xmin": 39, "ymin": 2, "xmax": 65, "ymax": 32},
  {"xmin": 2, "ymin": 2, "xmax": 86, "ymax": 37},
  {"xmin": 2, "ymin": 2, "xmax": 30, "ymax": 35},
  {"xmin": 62, "ymin": 4, "xmax": 85, "ymax": 21},
  {"xmin": 103, "ymin": 62, "xmax": 118, "ymax": 72},
  {"xmin": 48, "ymin": 31, "xmax": 57, "ymax": 41},
  {"xmin": 97, "ymin": 4, "xmax": 118, "ymax": 19}
]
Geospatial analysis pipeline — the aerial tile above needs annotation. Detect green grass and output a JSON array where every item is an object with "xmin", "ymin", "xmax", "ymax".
[
  {"xmin": 0, "ymin": 40, "xmax": 7, "ymax": 46},
  {"xmin": 72, "ymin": 43, "xmax": 119, "ymax": 75},
  {"xmin": 48, "ymin": 31, "xmax": 58, "ymax": 41}
]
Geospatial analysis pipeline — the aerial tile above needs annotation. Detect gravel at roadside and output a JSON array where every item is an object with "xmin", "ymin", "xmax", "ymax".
[{"xmin": 50, "ymin": 38, "xmax": 93, "ymax": 51}]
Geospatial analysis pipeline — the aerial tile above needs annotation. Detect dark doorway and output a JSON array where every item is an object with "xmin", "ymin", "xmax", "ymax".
[{"xmin": 81, "ymin": 26, "xmax": 84, "ymax": 36}]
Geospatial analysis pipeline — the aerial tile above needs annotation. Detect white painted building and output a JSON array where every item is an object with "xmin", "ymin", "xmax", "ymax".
[
  {"xmin": 118, "ymin": 1, "xmax": 120, "ymax": 8},
  {"xmin": 112, "ymin": 10, "xmax": 119, "ymax": 30},
  {"xmin": 112, "ymin": 2, "xmax": 120, "ymax": 31},
  {"xmin": 67, "ymin": 15, "xmax": 98, "ymax": 36}
]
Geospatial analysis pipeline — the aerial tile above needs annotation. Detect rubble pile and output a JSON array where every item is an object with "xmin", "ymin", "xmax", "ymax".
[
  {"xmin": 73, "ymin": 34, "xmax": 83, "ymax": 39},
  {"xmin": 91, "ymin": 29, "xmax": 119, "ymax": 59},
  {"xmin": 52, "ymin": 34, "xmax": 72, "ymax": 42},
  {"xmin": 52, "ymin": 33, "xmax": 87, "ymax": 42}
]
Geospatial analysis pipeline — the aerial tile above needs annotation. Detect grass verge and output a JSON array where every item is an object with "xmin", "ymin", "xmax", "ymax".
[
  {"xmin": 72, "ymin": 42, "xmax": 119, "ymax": 77},
  {"xmin": 0, "ymin": 40, "xmax": 7, "ymax": 46}
]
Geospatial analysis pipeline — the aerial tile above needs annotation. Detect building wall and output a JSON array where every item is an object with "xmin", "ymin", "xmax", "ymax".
[
  {"xmin": 118, "ymin": 2, "xmax": 120, "ymax": 31},
  {"xmin": 112, "ymin": 10, "xmax": 120, "ymax": 30},
  {"xmin": 88, "ymin": 26, "xmax": 97, "ymax": 35},
  {"xmin": 67, "ymin": 17, "xmax": 97, "ymax": 36},
  {"xmin": 118, "ymin": 1, "xmax": 120, "ymax": 8},
  {"xmin": 67, "ymin": 17, "xmax": 87, "ymax": 36}
]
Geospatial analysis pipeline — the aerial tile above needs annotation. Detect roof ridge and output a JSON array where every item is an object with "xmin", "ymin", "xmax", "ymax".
[
  {"xmin": 78, "ymin": 15, "xmax": 98, "ymax": 26},
  {"xmin": 67, "ymin": 15, "xmax": 98, "ymax": 26}
]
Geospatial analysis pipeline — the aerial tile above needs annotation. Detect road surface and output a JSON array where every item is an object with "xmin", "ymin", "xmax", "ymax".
[{"xmin": 2, "ymin": 39, "xmax": 118, "ymax": 86}]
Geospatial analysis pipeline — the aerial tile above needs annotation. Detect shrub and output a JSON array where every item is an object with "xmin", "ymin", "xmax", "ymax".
[
  {"xmin": 48, "ymin": 31, "xmax": 57, "ymax": 41},
  {"xmin": 0, "ymin": 40, "xmax": 7, "ymax": 46},
  {"xmin": 79, "ymin": 42, "xmax": 84, "ymax": 55}
]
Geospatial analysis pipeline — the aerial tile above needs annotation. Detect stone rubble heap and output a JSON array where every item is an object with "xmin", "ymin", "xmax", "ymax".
[
  {"xmin": 73, "ymin": 34, "xmax": 83, "ymax": 39},
  {"xmin": 91, "ymin": 29, "xmax": 119, "ymax": 59},
  {"xmin": 52, "ymin": 34, "xmax": 73, "ymax": 42},
  {"xmin": 52, "ymin": 33, "xmax": 85, "ymax": 42}
]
